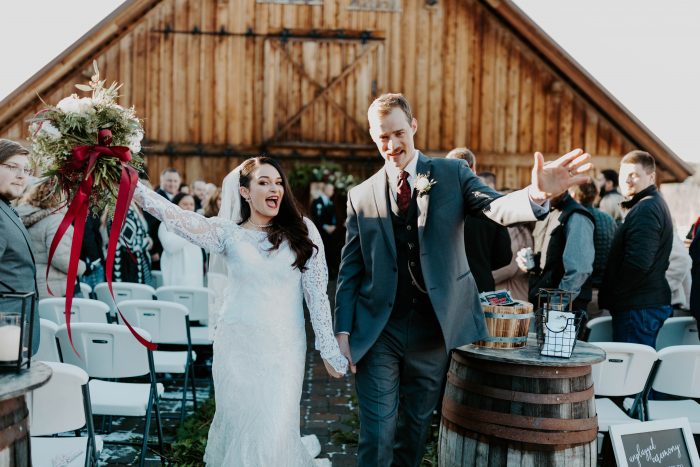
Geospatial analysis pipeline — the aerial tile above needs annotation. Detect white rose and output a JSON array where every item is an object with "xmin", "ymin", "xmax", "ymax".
[
  {"xmin": 127, "ymin": 131, "xmax": 143, "ymax": 153},
  {"xmin": 56, "ymin": 95, "xmax": 93, "ymax": 114},
  {"xmin": 40, "ymin": 121, "xmax": 62, "ymax": 140},
  {"xmin": 415, "ymin": 177, "xmax": 429, "ymax": 192}
]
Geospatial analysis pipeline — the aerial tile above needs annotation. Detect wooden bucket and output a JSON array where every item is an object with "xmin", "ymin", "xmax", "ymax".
[
  {"xmin": 0, "ymin": 396, "xmax": 30, "ymax": 466},
  {"xmin": 439, "ymin": 351, "xmax": 597, "ymax": 466},
  {"xmin": 475, "ymin": 301, "xmax": 534, "ymax": 349}
]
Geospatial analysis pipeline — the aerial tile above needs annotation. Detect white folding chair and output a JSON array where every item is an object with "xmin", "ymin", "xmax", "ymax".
[
  {"xmin": 56, "ymin": 323, "xmax": 164, "ymax": 467},
  {"xmin": 655, "ymin": 316, "xmax": 700, "ymax": 350},
  {"xmin": 28, "ymin": 362, "xmax": 102, "ymax": 467},
  {"xmin": 79, "ymin": 282, "xmax": 92, "ymax": 299},
  {"xmin": 156, "ymin": 286, "xmax": 215, "ymax": 345},
  {"xmin": 33, "ymin": 319, "xmax": 61, "ymax": 363},
  {"xmin": 585, "ymin": 316, "xmax": 613, "ymax": 342},
  {"xmin": 639, "ymin": 345, "xmax": 700, "ymax": 433},
  {"xmin": 93, "ymin": 282, "xmax": 156, "ymax": 317},
  {"xmin": 39, "ymin": 297, "xmax": 110, "ymax": 325},
  {"xmin": 117, "ymin": 300, "xmax": 198, "ymax": 423},
  {"xmin": 591, "ymin": 342, "xmax": 658, "ymax": 432},
  {"xmin": 151, "ymin": 270, "xmax": 164, "ymax": 289}
]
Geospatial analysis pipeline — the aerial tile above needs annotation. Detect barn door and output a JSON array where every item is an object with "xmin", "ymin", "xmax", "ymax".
[{"xmin": 262, "ymin": 38, "xmax": 385, "ymax": 145}]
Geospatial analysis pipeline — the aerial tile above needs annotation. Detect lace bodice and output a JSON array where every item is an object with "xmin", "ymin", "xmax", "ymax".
[{"xmin": 134, "ymin": 183, "xmax": 348, "ymax": 374}]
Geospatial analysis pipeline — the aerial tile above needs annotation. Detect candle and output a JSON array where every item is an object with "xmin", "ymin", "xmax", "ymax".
[{"xmin": 0, "ymin": 325, "xmax": 21, "ymax": 361}]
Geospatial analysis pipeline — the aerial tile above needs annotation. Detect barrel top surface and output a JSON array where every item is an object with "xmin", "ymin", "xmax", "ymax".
[
  {"xmin": 0, "ymin": 362, "xmax": 52, "ymax": 402},
  {"xmin": 455, "ymin": 334, "xmax": 605, "ymax": 367}
]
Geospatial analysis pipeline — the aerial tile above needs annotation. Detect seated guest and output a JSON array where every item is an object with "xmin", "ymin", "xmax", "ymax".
[
  {"xmin": 159, "ymin": 193, "xmax": 204, "ymax": 287},
  {"xmin": 17, "ymin": 179, "xmax": 86, "ymax": 300}
]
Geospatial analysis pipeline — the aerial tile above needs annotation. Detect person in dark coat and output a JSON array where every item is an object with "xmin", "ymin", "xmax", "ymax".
[
  {"xmin": 0, "ymin": 139, "xmax": 39, "ymax": 354},
  {"xmin": 446, "ymin": 148, "xmax": 511, "ymax": 292},
  {"xmin": 310, "ymin": 182, "xmax": 338, "ymax": 275},
  {"xmin": 599, "ymin": 151, "xmax": 673, "ymax": 348},
  {"xmin": 143, "ymin": 168, "xmax": 180, "ymax": 270},
  {"xmin": 689, "ymin": 232, "xmax": 700, "ymax": 333}
]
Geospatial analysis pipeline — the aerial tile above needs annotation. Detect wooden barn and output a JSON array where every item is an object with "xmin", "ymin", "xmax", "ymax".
[{"xmin": 0, "ymin": 0, "xmax": 692, "ymax": 190}]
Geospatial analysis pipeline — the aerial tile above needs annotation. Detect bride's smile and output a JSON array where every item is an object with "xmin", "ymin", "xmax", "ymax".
[{"xmin": 240, "ymin": 163, "xmax": 285, "ymax": 224}]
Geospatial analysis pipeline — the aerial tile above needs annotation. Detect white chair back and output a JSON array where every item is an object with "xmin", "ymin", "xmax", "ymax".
[
  {"xmin": 94, "ymin": 282, "xmax": 156, "ymax": 312},
  {"xmin": 28, "ymin": 362, "xmax": 89, "ymax": 436},
  {"xmin": 156, "ymin": 286, "xmax": 214, "ymax": 323},
  {"xmin": 586, "ymin": 316, "xmax": 613, "ymax": 342},
  {"xmin": 56, "ymin": 323, "xmax": 152, "ymax": 379},
  {"xmin": 652, "ymin": 345, "xmax": 700, "ymax": 398},
  {"xmin": 33, "ymin": 319, "xmax": 60, "ymax": 363},
  {"xmin": 117, "ymin": 300, "xmax": 189, "ymax": 344},
  {"xmin": 79, "ymin": 282, "xmax": 92, "ymax": 298},
  {"xmin": 39, "ymin": 297, "xmax": 109, "ymax": 324},
  {"xmin": 655, "ymin": 317, "xmax": 699, "ymax": 350},
  {"xmin": 151, "ymin": 270, "xmax": 164, "ymax": 289},
  {"xmin": 590, "ymin": 342, "xmax": 658, "ymax": 396}
]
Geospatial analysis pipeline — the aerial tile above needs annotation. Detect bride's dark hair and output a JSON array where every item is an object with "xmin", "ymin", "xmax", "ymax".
[{"xmin": 238, "ymin": 157, "xmax": 317, "ymax": 271}]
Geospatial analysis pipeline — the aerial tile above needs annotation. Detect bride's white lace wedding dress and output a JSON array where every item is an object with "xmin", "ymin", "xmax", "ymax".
[{"xmin": 134, "ymin": 184, "xmax": 347, "ymax": 466}]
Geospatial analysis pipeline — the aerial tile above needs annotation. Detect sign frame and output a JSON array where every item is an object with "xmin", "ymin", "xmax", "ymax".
[{"xmin": 610, "ymin": 417, "xmax": 700, "ymax": 467}]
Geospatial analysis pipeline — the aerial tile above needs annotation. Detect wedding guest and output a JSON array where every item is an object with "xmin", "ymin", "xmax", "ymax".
[
  {"xmin": 335, "ymin": 93, "xmax": 591, "ymax": 466},
  {"xmin": 109, "ymin": 202, "xmax": 153, "ymax": 286},
  {"xmin": 600, "ymin": 151, "xmax": 673, "ymax": 347},
  {"xmin": 0, "ymin": 139, "xmax": 39, "ymax": 354},
  {"xmin": 144, "ymin": 167, "xmax": 181, "ymax": 270},
  {"xmin": 179, "ymin": 183, "xmax": 190, "ymax": 195},
  {"xmin": 79, "ymin": 213, "xmax": 105, "ymax": 290},
  {"xmin": 310, "ymin": 182, "xmax": 337, "ymax": 276},
  {"xmin": 689, "ymin": 233, "xmax": 700, "ymax": 331},
  {"xmin": 492, "ymin": 223, "xmax": 534, "ymax": 302},
  {"xmin": 159, "ymin": 193, "xmax": 204, "ymax": 288},
  {"xmin": 201, "ymin": 187, "xmax": 222, "ymax": 218},
  {"xmin": 192, "ymin": 179, "xmax": 207, "ymax": 212},
  {"xmin": 596, "ymin": 169, "xmax": 625, "ymax": 224},
  {"xmin": 17, "ymin": 179, "xmax": 86, "ymax": 300},
  {"xmin": 446, "ymin": 148, "xmax": 511, "ymax": 292}
]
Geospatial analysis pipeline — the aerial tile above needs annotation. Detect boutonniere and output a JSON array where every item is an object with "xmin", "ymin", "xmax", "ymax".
[{"xmin": 415, "ymin": 173, "xmax": 436, "ymax": 197}]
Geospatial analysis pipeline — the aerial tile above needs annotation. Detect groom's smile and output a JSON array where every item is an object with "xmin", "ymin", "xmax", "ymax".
[{"xmin": 368, "ymin": 107, "xmax": 418, "ymax": 171}]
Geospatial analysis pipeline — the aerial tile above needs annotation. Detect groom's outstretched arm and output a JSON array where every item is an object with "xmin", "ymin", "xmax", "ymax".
[
  {"xmin": 457, "ymin": 160, "xmax": 544, "ymax": 225},
  {"xmin": 334, "ymin": 191, "xmax": 364, "ymax": 335}
]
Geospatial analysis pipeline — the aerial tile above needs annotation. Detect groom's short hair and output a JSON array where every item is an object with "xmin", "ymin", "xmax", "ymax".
[{"xmin": 368, "ymin": 93, "xmax": 413, "ymax": 124}]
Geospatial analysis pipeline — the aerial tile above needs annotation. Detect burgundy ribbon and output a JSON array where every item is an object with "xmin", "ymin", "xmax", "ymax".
[{"xmin": 46, "ymin": 129, "xmax": 156, "ymax": 353}]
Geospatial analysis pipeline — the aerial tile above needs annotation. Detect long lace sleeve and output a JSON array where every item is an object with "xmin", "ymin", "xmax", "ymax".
[
  {"xmin": 133, "ymin": 182, "xmax": 236, "ymax": 254},
  {"xmin": 301, "ymin": 218, "xmax": 348, "ymax": 375}
]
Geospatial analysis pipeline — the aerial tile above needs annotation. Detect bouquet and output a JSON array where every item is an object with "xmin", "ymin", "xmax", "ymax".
[{"xmin": 27, "ymin": 62, "xmax": 154, "ymax": 351}]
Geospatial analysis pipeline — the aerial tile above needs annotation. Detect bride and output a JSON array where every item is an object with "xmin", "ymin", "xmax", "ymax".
[{"xmin": 133, "ymin": 156, "xmax": 348, "ymax": 466}]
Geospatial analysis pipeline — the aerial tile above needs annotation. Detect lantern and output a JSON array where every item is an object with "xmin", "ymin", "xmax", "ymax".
[{"xmin": 0, "ymin": 291, "xmax": 36, "ymax": 372}]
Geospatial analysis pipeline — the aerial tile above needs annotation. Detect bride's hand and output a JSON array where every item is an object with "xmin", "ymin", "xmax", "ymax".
[{"xmin": 322, "ymin": 359, "xmax": 344, "ymax": 379}]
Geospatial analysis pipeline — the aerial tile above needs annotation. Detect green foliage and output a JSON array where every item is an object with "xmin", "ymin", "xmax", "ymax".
[
  {"xmin": 287, "ymin": 161, "xmax": 357, "ymax": 196},
  {"xmin": 167, "ymin": 397, "xmax": 216, "ymax": 466}
]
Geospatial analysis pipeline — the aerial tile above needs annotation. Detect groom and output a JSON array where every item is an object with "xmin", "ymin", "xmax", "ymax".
[{"xmin": 334, "ymin": 93, "xmax": 591, "ymax": 466}]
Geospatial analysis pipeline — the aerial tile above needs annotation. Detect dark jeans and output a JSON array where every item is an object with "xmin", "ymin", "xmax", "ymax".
[
  {"xmin": 611, "ymin": 306, "xmax": 673, "ymax": 348},
  {"xmin": 355, "ymin": 309, "xmax": 448, "ymax": 467}
]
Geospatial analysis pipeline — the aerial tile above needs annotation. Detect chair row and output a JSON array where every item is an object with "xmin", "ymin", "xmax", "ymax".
[
  {"xmin": 592, "ymin": 342, "xmax": 700, "ymax": 437},
  {"xmin": 586, "ymin": 315, "xmax": 699, "ymax": 349}
]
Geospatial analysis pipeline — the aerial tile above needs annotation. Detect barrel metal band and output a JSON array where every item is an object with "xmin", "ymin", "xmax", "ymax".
[
  {"xmin": 446, "ymin": 372, "xmax": 595, "ymax": 404},
  {"xmin": 483, "ymin": 312, "xmax": 535, "ymax": 320},
  {"xmin": 478, "ymin": 335, "xmax": 529, "ymax": 343},
  {"xmin": 442, "ymin": 398, "xmax": 598, "ymax": 445},
  {"xmin": 452, "ymin": 352, "xmax": 591, "ymax": 379}
]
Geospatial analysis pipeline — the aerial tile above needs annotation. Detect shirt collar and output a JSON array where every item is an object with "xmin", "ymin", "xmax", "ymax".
[{"xmin": 385, "ymin": 150, "xmax": 419, "ymax": 183}]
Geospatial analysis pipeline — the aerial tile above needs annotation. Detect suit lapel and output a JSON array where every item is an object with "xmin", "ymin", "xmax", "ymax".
[
  {"xmin": 371, "ymin": 169, "xmax": 397, "ymax": 261},
  {"xmin": 415, "ymin": 152, "xmax": 432, "ymax": 245},
  {"xmin": 0, "ymin": 202, "xmax": 36, "ymax": 268}
]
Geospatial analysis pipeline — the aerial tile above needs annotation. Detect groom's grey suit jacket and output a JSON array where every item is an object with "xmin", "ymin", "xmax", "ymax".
[
  {"xmin": 0, "ymin": 199, "xmax": 40, "ymax": 354},
  {"xmin": 335, "ymin": 152, "xmax": 542, "ymax": 363}
]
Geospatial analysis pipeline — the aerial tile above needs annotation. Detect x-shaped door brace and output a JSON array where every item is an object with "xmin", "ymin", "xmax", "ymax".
[{"xmin": 266, "ymin": 40, "xmax": 380, "ymax": 143}]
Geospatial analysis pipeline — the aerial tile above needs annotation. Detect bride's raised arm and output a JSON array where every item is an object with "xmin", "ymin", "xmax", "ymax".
[
  {"xmin": 301, "ymin": 218, "xmax": 348, "ymax": 375},
  {"xmin": 133, "ymin": 182, "xmax": 237, "ymax": 254}
]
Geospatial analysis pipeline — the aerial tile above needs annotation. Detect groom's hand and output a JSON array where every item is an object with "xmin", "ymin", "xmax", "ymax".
[
  {"xmin": 529, "ymin": 149, "xmax": 592, "ymax": 203},
  {"xmin": 336, "ymin": 333, "xmax": 356, "ymax": 374}
]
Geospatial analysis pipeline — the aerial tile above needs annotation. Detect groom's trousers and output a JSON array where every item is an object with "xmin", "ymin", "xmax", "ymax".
[{"xmin": 355, "ymin": 307, "xmax": 449, "ymax": 467}]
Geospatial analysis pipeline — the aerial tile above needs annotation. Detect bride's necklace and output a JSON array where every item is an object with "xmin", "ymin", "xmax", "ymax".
[{"xmin": 247, "ymin": 218, "xmax": 273, "ymax": 229}]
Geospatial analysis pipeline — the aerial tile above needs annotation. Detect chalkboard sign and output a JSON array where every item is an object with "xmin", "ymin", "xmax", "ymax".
[{"xmin": 610, "ymin": 418, "xmax": 700, "ymax": 467}]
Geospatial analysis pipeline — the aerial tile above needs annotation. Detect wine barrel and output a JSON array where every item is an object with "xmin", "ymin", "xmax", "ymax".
[
  {"xmin": 475, "ymin": 301, "xmax": 533, "ymax": 349},
  {"xmin": 439, "ymin": 339, "xmax": 604, "ymax": 466},
  {"xmin": 0, "ymin": 396, "xmax": 30, "ymax": 466}
]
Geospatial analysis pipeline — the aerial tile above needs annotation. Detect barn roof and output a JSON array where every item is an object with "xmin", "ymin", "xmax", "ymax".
[{"xmin": 0, "ymin": 0, "xmax": 691, "ymax": 181}]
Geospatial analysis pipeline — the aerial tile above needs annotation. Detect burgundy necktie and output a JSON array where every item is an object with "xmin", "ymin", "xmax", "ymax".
[{"xmin": 397, "ymin": 170, "xmax": 411, "ymax": 213}]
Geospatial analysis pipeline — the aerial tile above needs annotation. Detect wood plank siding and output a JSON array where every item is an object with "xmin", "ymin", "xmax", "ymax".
[{"xmin": 0, "ymin": 0, "xmax": 691, "ymax": 187}]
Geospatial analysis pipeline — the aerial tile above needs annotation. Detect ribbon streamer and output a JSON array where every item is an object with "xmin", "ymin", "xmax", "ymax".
[{"xmin": 46, "ymin": 129, "xmax": 156, "ymax": 353}]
